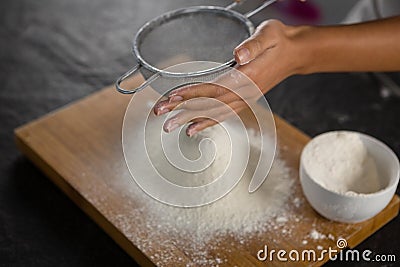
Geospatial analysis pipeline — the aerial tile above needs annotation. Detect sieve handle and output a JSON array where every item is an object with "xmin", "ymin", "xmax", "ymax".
[
  {"xmin": 116, "ymin": 64, "xmax": 157, "ymax": 94},
  {"xmin": 244, "ymin": 0, "xmax": 277, "ymax": 18},
  {"xmin": 225, "ymin": 1, "xmax": 242, "ymax": 10}
]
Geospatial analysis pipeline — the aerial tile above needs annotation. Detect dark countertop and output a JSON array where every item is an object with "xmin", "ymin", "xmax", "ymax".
[{"xmin": 0, "ymin": 0, "xmax": 398, "ymax": 266}]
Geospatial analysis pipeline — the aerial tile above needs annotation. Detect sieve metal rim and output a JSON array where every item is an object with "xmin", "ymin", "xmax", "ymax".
[
  {"xmin": 116, "ymin": 0, "xmax": 278, "ymax": 94},
  {"xmin": 132, "ymin": 6, "xmax": 255, "ymax": 78}
]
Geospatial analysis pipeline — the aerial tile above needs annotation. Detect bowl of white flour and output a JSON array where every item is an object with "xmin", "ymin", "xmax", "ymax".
[{"xmin": 300, "ymin": 131, "xmax": 399, "ymax": 223}]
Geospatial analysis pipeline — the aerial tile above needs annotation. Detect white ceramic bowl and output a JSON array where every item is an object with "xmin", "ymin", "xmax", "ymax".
[{"xmin": 300, "ymin": 131, "xmax": 400, "ymax": 223}]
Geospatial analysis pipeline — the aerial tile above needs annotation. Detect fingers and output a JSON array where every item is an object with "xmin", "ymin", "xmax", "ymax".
[
  {"xmin": 169, "ymin": 83, "xmax": 226, "ymax": 100},
  {"xmin": 154, "ymin": 69, "xmax": 257, "ymax": 115},
  {"xmin": 178, "ymin": 90, "xmax": 243, "ymax": 111},
  {"xmin": 163, "ymin": 108, "xmax": 214, "ymax": 133},
  {"xmin": 154, "ymin": 100, "xmax": 171, "ymax": 116},
  {"xmin": 162, "ymin": 98, "xmax": 233, "ymax": 133},
  {"xmin": 186, "ymin": 119, "xmax": 218, "ymax": 137},
  {"xmin": 155, "ymin": 85, "xmax": 250, "ymax": 118},
  {"xmin": 164, "ymin": 99, "xmax": 247, "ymax": 135},
  {"xmin": 155, "ymin": 68, "xmax": 264, "ymax": 134},
  {"xmin": 234, "ymin": 20, "xmax": 280, "ymax": 65},
  {"xmin": 186, "ymin": 100, "xmax": 248, "ymax": 136},
  {"xmin": 153, "ymin": 83, "xmax": 227, "ymax": 115}
]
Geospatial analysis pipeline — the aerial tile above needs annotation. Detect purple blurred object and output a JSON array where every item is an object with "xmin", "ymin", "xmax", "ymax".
[{"xmin": 276, "ymin": 0, "xmax": 321, "ymax": 24}]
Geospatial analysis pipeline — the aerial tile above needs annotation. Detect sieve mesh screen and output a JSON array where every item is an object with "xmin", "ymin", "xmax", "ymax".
[{"xmin": 137, "ymin": 9, "xmax": 252, "ymax": 71}]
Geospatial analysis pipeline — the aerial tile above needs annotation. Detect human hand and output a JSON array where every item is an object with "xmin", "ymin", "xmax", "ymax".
[{"xmin": 154, "ymin": 19, "xmax": 307, "ymax": 135}]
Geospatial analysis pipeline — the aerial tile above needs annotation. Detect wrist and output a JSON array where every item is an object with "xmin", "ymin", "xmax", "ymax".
[{"xmin": 285, "ymin": 25, "xmax": 316, "ymax": 75}]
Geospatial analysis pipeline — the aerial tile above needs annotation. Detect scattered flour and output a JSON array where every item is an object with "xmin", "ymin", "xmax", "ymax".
[
  {"xmin": 302, "ymin": 131, "xmax": 381, "ymax": 195},
  {"xmin": 293, "ymin": 197, "xmax": 302, "ymax": 208},
  {"xmin": 276, "ymin": 216, "xmax": 288, "ymax": 223},
  {"xmin": 125, "ymin": 160, "xmax": 294, "ymax": 266},
  {"xmin": 309, "ymin": 229, "xmax": 326, "ymax": 240},
  {"xmin": 115, "ymin": 122, "xmax": 297, "ymax": 266},
  {"xmin": 141, "ymin": 154, "xmax": 293, "ymax": 236}
]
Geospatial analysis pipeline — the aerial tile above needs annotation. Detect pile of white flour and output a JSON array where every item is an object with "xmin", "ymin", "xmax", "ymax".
[
  {"xmin": 133, "ymin": 123, "xmax": 294, "ymax": 236},
  {"xmin": 302, "ymin": 131, "xmax": 381, "ymax": 195},
  {"xmin": 116, "ymin": 121, "xmax": 296, "ymax": 265},
  {"xmin": 121, "ymin": 157, "xmax": 294, "ymax": 266}
]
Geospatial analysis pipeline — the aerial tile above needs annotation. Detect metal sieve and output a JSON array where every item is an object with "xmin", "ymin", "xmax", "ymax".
[{"xmin": 116, "ymin": 0, "xmax": 277, "ymax": 94}]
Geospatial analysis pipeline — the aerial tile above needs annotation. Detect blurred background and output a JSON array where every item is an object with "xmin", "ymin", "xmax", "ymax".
[{"xmin": 0, "ymin": 0, "xmax": 398, "ymax": 266}]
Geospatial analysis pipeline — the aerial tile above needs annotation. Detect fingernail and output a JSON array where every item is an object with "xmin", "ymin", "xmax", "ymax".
[
  {"xmin": 168, "ymin": 95, "xmax": 183, "ymax": 103},
  {"xmin": 164, "ymin": 122, "xmax": 179, "ymax": 133},
  {"xmin": 187, "ymin": 126, "xmax": 198, "ymax": 137},
  {"xmin": 156, "ymin": 106, "xmax": 170, "ymax": 116},
  {"xmin": 236, "ymin": 48, "xmax": 250, "ymax": 65}
]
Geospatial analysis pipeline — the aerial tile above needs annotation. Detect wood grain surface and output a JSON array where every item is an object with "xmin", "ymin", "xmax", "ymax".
[{"xmin": 14, "ymin": 74, "xmax": 399, "ymax": 266}]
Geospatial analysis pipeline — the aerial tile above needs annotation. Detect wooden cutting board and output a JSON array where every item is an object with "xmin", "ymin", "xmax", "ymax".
[{"xmin": 14, "ymin": 73, "xmax": 399, "ymax": 266}]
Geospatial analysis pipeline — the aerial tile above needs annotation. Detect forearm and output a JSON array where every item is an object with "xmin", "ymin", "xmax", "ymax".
[{"xmin": 296, "ymin": 16, "xmax": 400, "ymax": 74}]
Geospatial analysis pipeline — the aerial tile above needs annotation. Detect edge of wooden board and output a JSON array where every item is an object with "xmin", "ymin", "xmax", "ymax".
[
  {"xmin": 14, "ymin": 125, "xmax": 155, "ymax": 267},
  {"xmin": 348, "ymin": 194, "xmax": 399, "ymax": 248}
]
